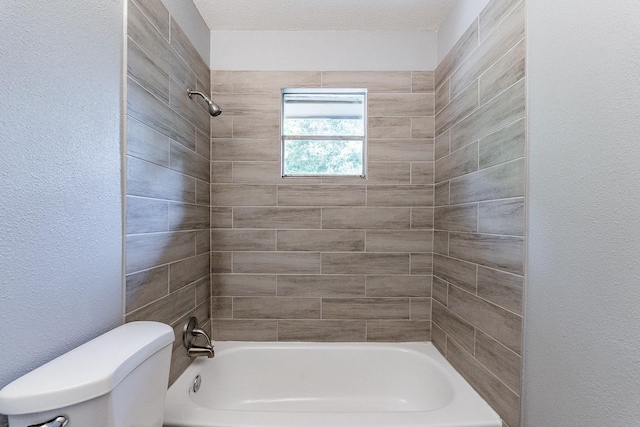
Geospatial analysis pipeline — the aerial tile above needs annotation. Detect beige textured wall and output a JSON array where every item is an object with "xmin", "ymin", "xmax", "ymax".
[
  {"xmin": 125, "ymin": 0, "xmax": 212, "ymax": 384},
  {"xmin": 209, "ymin": 71, "xmax": 435, "ymax": 342},
  {"xmin": 432, "ymin": 0, "xmax": 525, "ymax": 426}
]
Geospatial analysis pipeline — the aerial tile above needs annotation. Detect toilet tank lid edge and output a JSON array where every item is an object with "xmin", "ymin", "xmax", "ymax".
[{"xmin": 0, "ymin": 321, "xmax": 174, "ymax": 415}]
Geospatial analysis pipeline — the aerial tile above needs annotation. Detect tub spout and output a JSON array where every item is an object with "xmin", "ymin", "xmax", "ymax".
[
  {"xmin": 187, "ymin": 346, "xmax": 214, "ymax": 358},
  {"xmin": 183, "ymin": 317, "xmax": 215, "ymax": 358}
]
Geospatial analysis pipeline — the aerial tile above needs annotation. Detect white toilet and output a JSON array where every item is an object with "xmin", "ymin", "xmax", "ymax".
[{"xmin": 0, "ymin": 321, "xmax": 174, "ymax": 427}]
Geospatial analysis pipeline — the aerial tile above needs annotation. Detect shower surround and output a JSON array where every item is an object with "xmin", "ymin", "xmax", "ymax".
[
  {"xmin": 209, "ymin": 70, "xmax": 435, "ymax": 342},
  {"xmin": 123, "ymin": 0, "xmax": 212, "ymax": 384},
  {"xmin": 432, "ymin": 0, "xmax": 525, "ymax": 426},
  {"xmin": 126, "ymin": 0, "xmax": 525, "ymax": 423}
]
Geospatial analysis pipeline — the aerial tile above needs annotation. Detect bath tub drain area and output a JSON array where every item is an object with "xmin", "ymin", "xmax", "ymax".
[{"xmin": 163, "ymin": 342, "xmax": 501, "ymax": 427}]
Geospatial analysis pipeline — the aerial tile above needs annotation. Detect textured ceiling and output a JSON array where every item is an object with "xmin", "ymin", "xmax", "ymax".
[{"xmin": 193, "ymin": 0, "xmax": 456, "ymax": 32}]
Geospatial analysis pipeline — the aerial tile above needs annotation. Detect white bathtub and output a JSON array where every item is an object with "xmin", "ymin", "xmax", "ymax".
[{"xmin": 163, "ymin": 341, "xmax": 501, "ymax": 427}]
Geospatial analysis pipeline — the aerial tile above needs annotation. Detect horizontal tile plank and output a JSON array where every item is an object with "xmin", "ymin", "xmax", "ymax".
[
  {"xmin": 322, "ymin": 253, "xmax": 410, "ymax": 275},
  {"xmin": 322, "ymin": 298, "xmax": 410, "ymax": 319},
  {"xmin": 277, "ymin": 230, "xmax": 365, "ymax": 252},
  {"xmin": 278, "ymin": 320, "xmax": 366, "ymax": 342},
  {"xmin": 277, "ymin": 275, "xmax": 366, "ymax": 297}
]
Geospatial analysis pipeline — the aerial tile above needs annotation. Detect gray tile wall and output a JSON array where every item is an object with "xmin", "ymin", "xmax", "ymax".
[
  {"xmin": 125, "ymin": 0, "xmax": 211, "ymax": 385},
  {"xmin": 433, "ymin": 0, "xmax": 525, "ymax": 426},
  {"xmin": 210, "ymin": 71, "xmax": 435, "ymax": 342}
]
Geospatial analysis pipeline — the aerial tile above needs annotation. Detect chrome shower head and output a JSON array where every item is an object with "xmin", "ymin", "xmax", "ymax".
[
  {"xmin": 207, "ymin": 100, "xmax": 222, "ymax": 117},
  {"xmin": 187, "ymin": 89, "xmax": 222, "ymax": 117}
]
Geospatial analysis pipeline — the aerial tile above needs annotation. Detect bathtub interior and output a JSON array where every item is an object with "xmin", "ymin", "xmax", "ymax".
[
  {"xmin": 190, "ymin": 343, "xmax": 454, "ymax": 412},
  {"xmin": 163, "ymin": 342, "xmax": 502, "ymax": 427}
]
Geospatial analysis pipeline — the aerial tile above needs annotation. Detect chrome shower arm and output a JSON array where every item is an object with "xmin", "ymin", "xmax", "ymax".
[{"xmin": 187, "ymin": 89, "xmax": 208, "ymax": 100}]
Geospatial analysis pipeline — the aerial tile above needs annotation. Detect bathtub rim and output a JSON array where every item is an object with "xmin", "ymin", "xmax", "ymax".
[{"xmin": 164, "ymin": 341, "xmax": 502, "ymax": 427}]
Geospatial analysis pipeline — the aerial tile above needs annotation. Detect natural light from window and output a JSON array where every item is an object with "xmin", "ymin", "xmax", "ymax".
[{"xmin": 281, "ymin": 89, "xmax": 367, "ymax": 177}]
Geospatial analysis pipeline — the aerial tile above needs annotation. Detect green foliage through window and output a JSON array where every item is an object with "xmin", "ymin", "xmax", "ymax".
[
  {"xmin": 281, "ymin": 89, "xmax": 367, "ymax": 177},
  {"xmin": 283, "ymin": 140, "xmax": 363, "ymax": 175}
]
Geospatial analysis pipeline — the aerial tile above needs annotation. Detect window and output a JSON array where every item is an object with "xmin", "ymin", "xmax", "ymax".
[{"xmin": 281, "ymin": 88, "xmax": 367, "ymax": 177}]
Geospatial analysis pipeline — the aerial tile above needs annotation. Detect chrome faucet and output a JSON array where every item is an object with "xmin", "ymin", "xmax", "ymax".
[{"xmin": 183, "ymin": 317, "xmax": 214, "ymax": 358}]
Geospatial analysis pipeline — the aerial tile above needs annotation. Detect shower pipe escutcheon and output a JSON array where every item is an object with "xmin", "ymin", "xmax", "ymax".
[{"xmin": 187, "ymin": 89, "xmax": 222, "ymax": 117}]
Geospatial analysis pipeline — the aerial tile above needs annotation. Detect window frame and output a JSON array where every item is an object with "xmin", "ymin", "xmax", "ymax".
[{"xmin": 280, "ymin": 87, "xmax": 368, "ymax": 178}]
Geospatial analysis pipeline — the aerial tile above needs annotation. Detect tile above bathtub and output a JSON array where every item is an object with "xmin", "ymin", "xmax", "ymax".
[
  {"xmin": 449, "ymin": 159, "xmax": 525, "ymax": 205},
  {"xmin": 410, "ymin": 253, "xmax": 433, "ymax": 275},
  {"xmin": 210, "ymin": 229, "xmax": 276, "ymax": 252},
  {"xmin": 233, "ymin": 71, "xmax": 321, "ymax": 94},
  {"xmin": 277, "ymin": 275, "xmax": 366, "ymax": 298},
  {"xmin": 410, "ymin": 162, "xmax": 434, "ymax": 185},
  {"xmin": 211, "ymin": 138, "xmax": 280, "ymax": 161},
  {"xmin": 433, "ymin": 231, "xmax": 449, "ymax": 256},
  {"xmin": 211, "ymin": 297, "xmax": 232, "ymax": 319},
  {"xmin": 234, "ymin": 207, "xmax": 322, "ymax": 229},
  {"xmin": 205, "ymin": 69, "xmax": 438, "ymax": 348},
  {"xmin": 278, "ymin": 320, "xmax": 366, "ymax": 342},
  {"xmin": 367, "ymin": 185, "xmax": 434, "ymax": 207},
  {"xmin": 367, "ymin": 320, "xmax": 430, "ymax": 342},
  {"xmin": 410, "ymin": 298, "xmax": 431, "ymax": 321},
  {"xmin": 128, "ymin": 156, "xmax": 195, "ymax": 203},
  {"xmin": 169, "ymin": 202, "xmax": 209, "ymax": 231},
  {"xmin": 278, "ymin": 185, "xmax": 366, "ymax": 207},
  {"xmin": 211, "ymin": 320, "xmax": 278, "ymax": 341},
  {"xmin": 233, "ymin": 297, "xmax": 321, "ymax": 319},
  {"xmin": 446, "ymin": 338, "xmax": 521, "ymax": 427},
  {"xmin": 477, "ymin": 266, "xmax": 523, "ymax": 315},
  {"xmin": 322, "ymin": 253, "xmax": 410, "ymax": 275},
  {"xmin": 411, "ymin": 71, "xmax": 435, "ymax": 93},
  {"xmin": 322, "ymin": 298, "xmax": 410, "ymax": 320},
  {"xmin": 449, "ymin": 232, "xmax": 524, "ymax": 275},
  {"xmin": 478, "ymin": 198, "xmax": 525, "ymax": 236},
  {"xmin": 125, "ymin": 265, "xmax": 169, "ymax": 313},
  {"xmin": 212, "ymin": 274, "xmax": 277, "ymax": 297},
  {"xmin": 210, "ymin": 184, "xmax": 277, "ymax": 206},
  {"xmin": 368, "ymin": 139, "xmax": 434, "ymax": 162},
  {"xmin": 126, "ymin": 231, "xmax": 195, "ymax": 274},
  {"xmin": 366, "ymin": 230, "xmax": 433, "ymax": 253},
  {"xmin": 321, "ymin": 71, "xmax": 411, "ymax": 93},
  {"xmin": 365, "ymin": 275, "xmax": 431, "ymax": 298},
  {"xmin": 322, "ymin": 207, "xmax": 411, "ymax": 230},
  {"xmin": 126, "ymin": 196, "xmax": 169, "ymax": 234},
  {"xmin": 431, "ymin": 276, "xmax": 448, "ymax": 307},
  {"xmin": 367, "ymin": 162, "xmax": 412, "ymax": 185},
  {"xmin": 233, "ymin": 252, "xmax": 321, "ymax": 274},
  {"xmin": 434, "ymin": 204, "xmax": 478, "ymax": 233},
  {"xmin": 126, "ymin": 282, "xmax": 196, "ymax": 325},
  {"xmin": 411, "ymin": 117, "xmax": 435, "ymax": 139},
  {"xmin": 475, "ymin": 329, "xmax": 522, "ymax": 393},
  {"xmin": 411, "ymin": 208, "xmax": 434, "ymax": 229},
  {"xmin": 369, "ymin": 93, "xmax": 434, "ymax": 117},
  {"xmin": 447, "ymin": 285, "xmax": 522, "ymax": 353},
  {"xmin": 433, "ymin": 254, "xmax": 477, "ymax": 293},
  {"xmin": 127, "ymin": 116, "xmax": 170, "ymax": 168},
  {"xmin": 432, "ymin": 300, "xmax": 475, "ymax": 354},
  {"xmin": 169, "ymin": 253, "xmax": 210, "ymax": 292},
  {"xmin": 368, "ymin": 117, "xmax": 412, "ymax": 139}
]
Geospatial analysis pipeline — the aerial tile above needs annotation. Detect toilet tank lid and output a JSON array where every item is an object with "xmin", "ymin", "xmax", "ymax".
[{"xmin": 0, "ymin": 321, "xmax": 175, "ymax": 415}]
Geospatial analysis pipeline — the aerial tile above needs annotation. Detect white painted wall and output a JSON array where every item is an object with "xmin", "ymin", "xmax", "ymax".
[
  {"xmin": 524, "ymin": 0, "xmax": 640, "ymax": 425},
  {"xmin": 210, "ymin": 31, "xmax": 437, "ymax": 71},
  {"xmin": 0, "ymin": 2, "xmax": 124, "ymax": 423},
  {"xmin": 436, "ymin": 0, "xmax": 490, "ymax": 65},
  {"xmin": 161, "ymin": 0, "xmax": 211, "ymax": 67}
]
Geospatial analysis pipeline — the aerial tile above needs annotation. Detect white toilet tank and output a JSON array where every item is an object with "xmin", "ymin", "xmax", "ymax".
[{"xmin": 0, "ymin": 321, "xmax": 174, "ymax": 427}]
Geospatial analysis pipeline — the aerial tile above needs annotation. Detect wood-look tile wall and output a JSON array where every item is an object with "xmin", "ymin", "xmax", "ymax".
[
  {"xmin": 125, "ymin": 0, "xmax": 211, "ymax": 385},
  {"xmin": 433, "ymin": 0, "xmax": 525, "ymax": 426},
  {"xmin": 210, "ymin": 70, "xmax": 435, "ymax": 342}
]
